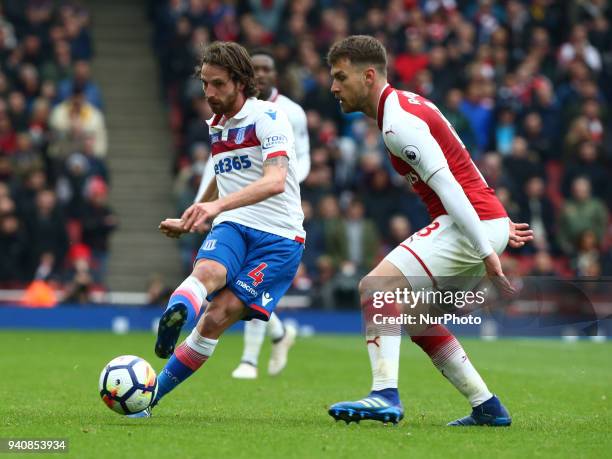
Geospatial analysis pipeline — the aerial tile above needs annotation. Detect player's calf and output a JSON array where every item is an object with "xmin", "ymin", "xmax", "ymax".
[
  {"xmin": 154, "ymin": 290, "xmax": 245, "ymax": 406},
  {"xmin": 409, "ymin": 324, "xmax": 494, "ymax": 408}
]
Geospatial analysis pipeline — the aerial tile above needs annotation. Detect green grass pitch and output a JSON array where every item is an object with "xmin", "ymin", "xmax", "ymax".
[{"xmin": 0, "ymin": 331, "xmax": 610, "ymax": 458}]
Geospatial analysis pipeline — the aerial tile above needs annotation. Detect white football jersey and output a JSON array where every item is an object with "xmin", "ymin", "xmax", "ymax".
[
  {"xmin": 196, "ymin": 88, "xmax": 310, "ymax": 201},
  {"xmin": 206, "ymin": 97, "xmax": 305, "ymax": 241}
]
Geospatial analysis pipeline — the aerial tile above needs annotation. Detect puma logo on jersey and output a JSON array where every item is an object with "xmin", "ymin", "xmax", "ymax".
[
  {"xmin": 384, "ymin": 127, "xmax": 395, "ymax": 135},
  {"xmin": 366, "ymin": 336, "xmax": 380, "ymax": 347}
]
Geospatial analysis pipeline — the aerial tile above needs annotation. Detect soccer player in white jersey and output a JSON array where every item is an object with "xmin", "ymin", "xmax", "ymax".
[
  {"xmin": 325, "ymin": 36, "xmax": 533, "ymax": 426},
  {"xmin": 135, "ymin": 42, "xmax": 305, "ymax": 417},
  {"xmin": 193, "ymin": 50, "xmax": 310, "ymax": 380}
]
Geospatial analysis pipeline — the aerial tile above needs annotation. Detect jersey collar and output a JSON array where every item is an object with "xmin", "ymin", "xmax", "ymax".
[
  {"xmin": 206, "ymin": 97, "xmax": 257, "ymax": 129},
  {"xmin": 376, "ymin": 83, "xmax": 394, "ymax": 131}
]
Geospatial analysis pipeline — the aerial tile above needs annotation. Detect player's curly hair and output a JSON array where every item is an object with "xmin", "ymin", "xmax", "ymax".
[
  {"xmin": 198, "ymin": 41, "xmax": 258, "ymax": 98},
  {"xmin": 327, "ymin": 35, "xmax": 387, "ymax": 75}
]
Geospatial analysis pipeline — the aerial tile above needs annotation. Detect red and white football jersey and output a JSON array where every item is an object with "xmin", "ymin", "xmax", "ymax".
[
  {"xmin": 378, "ymin": 85, "xmax": 507, "ymax": 221},
  {"xmin": 206, "ymin": 97, "xmax": 305, "ymax": 241}
]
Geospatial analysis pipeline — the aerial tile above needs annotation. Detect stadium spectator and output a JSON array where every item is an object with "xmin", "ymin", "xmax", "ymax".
[
  {"xmin": 341, "ymin": 199, "xmax": 380, "ymax": 274},
  {"xmin": 562, "ymin": 140, "xmax": 608, "ymax": 201},
  {"xmin": 300, "ymin": 199, "xmax": 325, "ymax": 277},
  {"xmin": 502, "ymin": 137, "xmax": 545, "ymax": 195},
  {"xmin": 528, "ymin": 251, "xmax": 559, "ymax": 277},
  {"xmin": 518, "ymin": 176, "xmax": 557, "ymax": 254},
  {"xmin": 81, "ymin": 178, "xmax": 117, "ymax": 284},
  {"xmin": 56, "ymin": 60, "xmax": 103, "ymax": 109},
  {"xmin": 558, "ymin": 24, "xmax": 602, "ymax": 72},
  {"xmin": 383, "ymin": 214, "xmax": 412, "ymax": 255},
  {"xmin": 61, "ymin": 257, "xmax": 94, "ymax": 304},
  {"xmin": 49, "ymin": 85, "xmax": 107, "ymax": 158},
  {"xmin": 558, "ymin": 177, "xmax": 609, "ymax": 256},
  {"xmin": 23, "ymin": 189, "xmax": 68, "ymax": 281},
  {"xmin": 0, "ymin": 212, "xmax": 28, "ymax": 285}
]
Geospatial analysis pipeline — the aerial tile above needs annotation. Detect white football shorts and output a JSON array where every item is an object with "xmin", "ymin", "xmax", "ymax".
[{"xmin": 385, "ymin": 215, "xmax": 510, "ymax": 291}]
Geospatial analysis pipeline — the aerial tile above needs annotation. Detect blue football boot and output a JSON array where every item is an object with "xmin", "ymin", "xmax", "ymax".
[
  {"xmin": 447, "ymin": 395, "xmax": 512, "ymax": 426},
  {"xmin": 155, "ymin": 303, "xmax": 188, "ymax": 359},
  {"xmin": 328, "ymin": 393, "xmax": 404, "ymax": 425}
]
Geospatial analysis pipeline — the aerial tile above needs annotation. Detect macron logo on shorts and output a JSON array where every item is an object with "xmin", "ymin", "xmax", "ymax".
[{"xmin": 262, "ymin": 292, "xmax": 273, "ymax": 306}]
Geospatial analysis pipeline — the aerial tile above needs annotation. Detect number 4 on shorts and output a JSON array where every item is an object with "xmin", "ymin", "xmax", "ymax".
[{"xmin": 247, "ymin": 263, "xmax": 268, "ymax": 286}]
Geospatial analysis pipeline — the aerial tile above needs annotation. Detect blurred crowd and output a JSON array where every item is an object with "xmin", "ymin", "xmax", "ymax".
[
  {"xmin": 3, "ymin": 0, "xmax": 609, "ymax": 309},
  {"xmin": 0, "ymin": 0, "xmax": 116, "ymax": 296},
  {"xmin": 150, "ymin": 0, "xmax": 611, "ymax": 307}
]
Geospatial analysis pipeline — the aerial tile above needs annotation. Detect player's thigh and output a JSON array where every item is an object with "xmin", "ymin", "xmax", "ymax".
[
  {"xmin": 192, "ymin": 259, "xmax": 228, "ymax": 293},
  {"xmin": 385, "ymin": 215, "xmax": 508, "ymax": 291},
  {"xmin": 193, "ymin": 222, "xmax": 248, "ymax": 293}
]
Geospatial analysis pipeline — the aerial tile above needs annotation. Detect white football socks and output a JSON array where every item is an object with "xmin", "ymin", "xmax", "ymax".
[
  {"xmin": 186, "ymin": 328, "xmax": 218, "ymax": 357},
  {"xmin": 267, "ymin": 312, "xmax": 285, "ymax": 342},
  {"xmin": 430, "ymin": 335, "xmax": 492, "ymax": 407},
  {"xmin": 240, "ymin": 319, "xmax": 267, "ymax": 366},
  {"xmin": 367, "ymin": 334, "xmax": 401, "ymax": 391}
]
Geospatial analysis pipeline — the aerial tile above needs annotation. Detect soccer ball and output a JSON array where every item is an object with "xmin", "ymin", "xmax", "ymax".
[{"xmin": 98, "ymin": 355, "xmax": 158, "ymax": 415}]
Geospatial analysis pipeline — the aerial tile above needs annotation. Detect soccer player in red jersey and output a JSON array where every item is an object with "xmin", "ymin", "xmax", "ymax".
[{"xmin": 326, "ymin": 35, "xmax": 533, "ymax": 426}]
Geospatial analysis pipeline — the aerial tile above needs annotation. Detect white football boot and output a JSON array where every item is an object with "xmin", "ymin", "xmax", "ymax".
[
  {"xmin": 231, "ymin": 362, "xmax": 258, "ymax": 379},
  {"xmin": 268, "ymin": 324, "xmax": 297, "ymax": 376}
]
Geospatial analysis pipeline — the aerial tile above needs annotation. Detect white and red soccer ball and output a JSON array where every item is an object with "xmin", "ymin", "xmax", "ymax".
[{"xmin": 99, "ymin": 355, "xmax": 158, "ymax": 415}]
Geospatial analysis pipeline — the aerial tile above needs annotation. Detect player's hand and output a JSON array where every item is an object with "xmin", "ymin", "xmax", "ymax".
[
  {"xmin": 483, "ymin": 252, "xmax": 515, "ymax": 298},
  {"xmin": 508, "ymin": 221, "xmax": 534, "ymax": 249},
  {"xmin": 159, "ymin": 218, "xmax": 186, "ymax": 239},
  {"xmin": 181, "ymin": 202, "xmax": 220, "ymax": 233}
]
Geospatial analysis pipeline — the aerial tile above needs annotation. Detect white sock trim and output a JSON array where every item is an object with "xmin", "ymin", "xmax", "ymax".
[{"xmin": 186, "ymin": 329, "xmax": 218, "ymax": 357}]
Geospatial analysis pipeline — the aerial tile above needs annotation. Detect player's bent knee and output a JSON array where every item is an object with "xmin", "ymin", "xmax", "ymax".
[{"xmin": 192, "ymin": 259, "xmax": 227, "ymax": 292}]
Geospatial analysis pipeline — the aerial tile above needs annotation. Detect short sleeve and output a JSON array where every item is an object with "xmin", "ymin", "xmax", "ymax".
[
  {"xmin": 255, "ymin": 106, "xmax": 294, "ymax": 161},
  {"xmin": 382, "ymin": 111, "xmax": 447, "ymax": 183}
]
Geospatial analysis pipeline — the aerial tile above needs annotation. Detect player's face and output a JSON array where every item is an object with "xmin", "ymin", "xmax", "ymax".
[
  {"xmin": 200, "ymin": 64, "xmax": 241, "ymax": 115},
  {"xmin": 330, "ymin": 58, "xmax": 369, "ymax": 113},
  {"xmin": 252, "ymin": 54, "xmax": 276, "ymax": 98}
]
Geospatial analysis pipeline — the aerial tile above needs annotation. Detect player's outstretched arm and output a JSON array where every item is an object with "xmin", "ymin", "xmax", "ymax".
[{"xmin": 180, "ymin": 155, "xmax": 289, "ymax": 233}]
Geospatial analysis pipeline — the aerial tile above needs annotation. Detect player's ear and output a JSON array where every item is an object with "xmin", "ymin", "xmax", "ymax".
[{"xmin": 364, "ymin": 67, "xmax": 376, "ymax": 87}]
